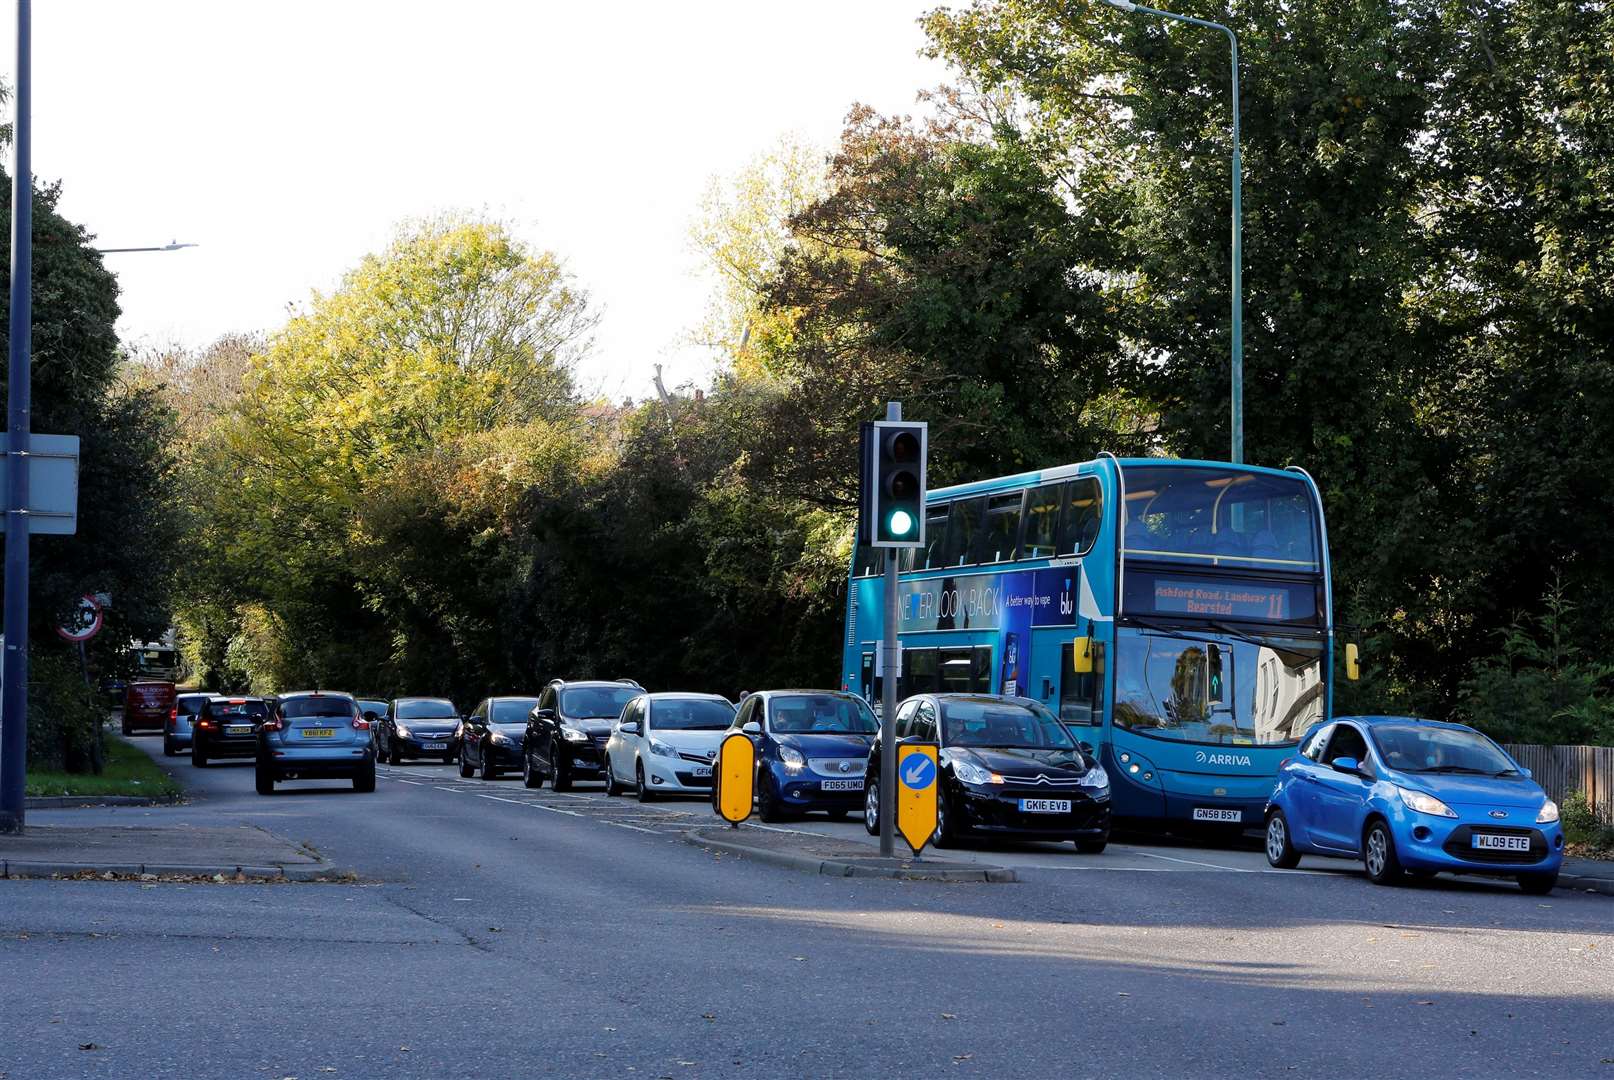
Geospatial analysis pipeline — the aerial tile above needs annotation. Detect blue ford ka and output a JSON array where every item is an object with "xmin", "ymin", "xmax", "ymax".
[{"xmin": 1264, "ymin": 715, "xmax": 1564, "ymax": 893}]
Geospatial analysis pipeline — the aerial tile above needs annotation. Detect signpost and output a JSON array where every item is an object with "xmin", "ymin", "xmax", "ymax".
[
  {"xmin": 715, "ymin": 730, "xmax": 755, "ymax": 827},
  {"xmin": 895, "ymin": 742, "xmax": 939, "ymax": 857},
  {"xmin": 56, "ymin": 594, "xmax": 103, "ymax": 644}
]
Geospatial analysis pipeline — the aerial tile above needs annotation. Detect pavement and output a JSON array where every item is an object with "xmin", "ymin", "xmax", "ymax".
[
  {"xmin": 1, "ymin": 737, "xmax": 1611, "ymax": 1079},
  {"xmin": 0, "ymin": 824, "xmax": 332, "ymax": 880}
]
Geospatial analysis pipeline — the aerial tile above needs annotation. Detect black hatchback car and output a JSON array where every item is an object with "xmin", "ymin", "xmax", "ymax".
[
  {"xmin": 459, "ymin": 695, "xmax": 540, "ymax": 780},
  {"xmin": 864, "ymin": 694, "xmax": 1111, "ymax": 852},
  {"xmin": 192, "ymin": 696, "xmax": 270, "ymax": 767},
  {"xmin": 381, "ymin": 697, "xmax": 461, "ymax": 765},
  {"xmin": 523, "ymin": 680, "xmax": 642, "ymax": 790}
]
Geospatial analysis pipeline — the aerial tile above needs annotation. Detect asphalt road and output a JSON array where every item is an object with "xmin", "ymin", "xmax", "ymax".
[{"xmin": 2, "ymin": 742, "xmax": 1611, "ymax": 1080}]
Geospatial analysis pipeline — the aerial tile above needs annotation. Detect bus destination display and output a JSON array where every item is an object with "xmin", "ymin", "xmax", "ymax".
[{"xmin": 1124, "ymin": 570, "xmax": 1317, "ymax": 624}]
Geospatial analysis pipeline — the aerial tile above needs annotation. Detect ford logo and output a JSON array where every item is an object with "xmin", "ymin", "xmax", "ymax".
[{"xmin": 1488, "ymin": 810, "xmax": 1507, "ymax": 819}]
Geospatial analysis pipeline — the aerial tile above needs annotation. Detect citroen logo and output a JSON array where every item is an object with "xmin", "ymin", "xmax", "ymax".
[{"xmin": 1488, "ymin": 810, "xmax": 1507, "ymax": 819}]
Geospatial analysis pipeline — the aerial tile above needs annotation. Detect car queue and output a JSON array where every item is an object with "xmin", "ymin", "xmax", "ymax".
[{"xmin": 128, "ymin": 675, "xmax": 1567, "ymax": 894}]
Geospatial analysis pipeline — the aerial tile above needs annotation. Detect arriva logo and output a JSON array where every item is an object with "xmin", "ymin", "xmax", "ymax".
[{"xmin": 1195, "ymin": 750, "xmax": 1254, "ymax": 767}]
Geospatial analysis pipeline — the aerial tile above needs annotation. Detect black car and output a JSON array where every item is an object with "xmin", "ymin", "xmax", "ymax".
[
  {"xmin": 459, "ymin": 695, "xmax": 540, "ymax": 780},
  {"xmin": 380, "ymin": 697, "xmax": 461, "ymax": 765},
  {"xmin": 192, "ymin": 696, "xmax": 270, "ymax": 767},
  {"xmin": 523, "ymin": 679, "xmax": 642, "ymax": 790},
  {"xmin": 864, "ymin": 694, "xmax": 1111, "ymax": 852},
  {"xmin": 356, "ymin": 698, "xmax": 388, "ymax": 754}
]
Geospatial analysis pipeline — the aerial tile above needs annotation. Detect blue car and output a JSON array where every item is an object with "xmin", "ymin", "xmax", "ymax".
[
  {"xmin": 1264, "ymin": 715, "xmax": 1564, "ymax": 893},
  {"xmin": 724, "ymin": 690, "xmax": 877, "ymax": 821}
]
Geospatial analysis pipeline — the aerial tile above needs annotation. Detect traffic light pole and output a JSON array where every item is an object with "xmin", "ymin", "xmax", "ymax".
[
  {"xmin": 0, "ymin": 0, "xmax": 32, "ymax": 836},
  {"xmin": 878, "ymin": 401, "xmax": 900, "ymax": 859}
]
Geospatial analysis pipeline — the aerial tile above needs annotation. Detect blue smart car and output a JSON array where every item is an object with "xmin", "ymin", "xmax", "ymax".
[{"xmin": 1264, "ymin": 715, "xmax": 1564, "ymax": 893}]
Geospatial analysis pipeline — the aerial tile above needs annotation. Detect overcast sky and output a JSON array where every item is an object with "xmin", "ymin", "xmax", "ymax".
[{"xmin": 15, "ymin": 1, "xmax": 948, "ymax": 399}]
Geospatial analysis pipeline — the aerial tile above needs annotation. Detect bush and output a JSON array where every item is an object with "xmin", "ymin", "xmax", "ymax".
[{"xmin": 26, "ymin": 649, "xmax": 106, "ymax": 774}]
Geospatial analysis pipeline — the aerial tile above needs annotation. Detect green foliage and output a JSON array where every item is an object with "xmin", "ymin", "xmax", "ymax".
[
  {"xmin": 26, "ymin": 650, "xmax": 103, "ymax": 774},
  {"xmin": 26, "ymin": 733, "xmax": 183, "ymax": 800},
  {"xmin": 1458, "ymin": 576, "xmax": 1614, "ymax": 745}
]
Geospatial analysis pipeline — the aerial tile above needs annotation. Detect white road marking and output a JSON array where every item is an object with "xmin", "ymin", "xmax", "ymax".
[{"xmin": 1130, "ymin": 850, "xmax": 1259, "ymax": 872}]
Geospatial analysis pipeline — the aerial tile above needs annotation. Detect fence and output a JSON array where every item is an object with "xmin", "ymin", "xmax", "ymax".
[{"xmin": 1503, "ymin": 743, "xmax": 1614, "ymax": 822}]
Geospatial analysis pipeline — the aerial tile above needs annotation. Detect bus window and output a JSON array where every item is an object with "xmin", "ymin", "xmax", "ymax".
[
  {"xmin": 907, "ymin": 648, "xmax": 938, "ymax": 696},
  {"xmin": 1058, "ymin": 477, "xmax": 1103, "ymax": 556},
  {"xmin": 1020, "ymin": 484, "xmax": 1061, "ymax": 559},
  {"xmin": 1059, "ymin": 642, "xmax": 1101, "ymax": 725},
  {"xmin": 939, "ymin": 648, "xmax": 975, "ymax": 693},
  {"xmin": 942, "ymin": 498, "xmax": 984, "ymax": 567},
  {"xmin": 852, "ymin": 542, "xmax": 880, "ymax": 578},
  {"xmin": 975, "ymin": 493, "xmax": 1023, "ymax": 564},
  {"xmin": 970, "ymin": 646, "xmax": 993, "ymax": 692},
  {"xmin": 921, "ymin": 505, "xmax": 950, "ymax": 569}
]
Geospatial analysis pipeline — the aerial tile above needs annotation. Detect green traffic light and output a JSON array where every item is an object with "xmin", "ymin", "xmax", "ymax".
[{"xmin": 887, "ymin": 509, "xmax": 914, "ymax": 537}]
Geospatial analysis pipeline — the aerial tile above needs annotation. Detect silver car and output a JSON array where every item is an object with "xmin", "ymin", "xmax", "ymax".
[{"xmin": 163, "ymin": 692, "xmax": 214, "ymax": 757}]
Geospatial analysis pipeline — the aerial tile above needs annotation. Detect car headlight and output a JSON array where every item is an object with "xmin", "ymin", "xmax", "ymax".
[
  {"xmin": 394, "ymin": 725, "xmax": 411, "ymax": 739},
  {"xmin": 649, "ymin": 739, "xmax": 680, "ymax": 759},
  {"xmin": 1398, "ymin": 786, "xmax": 1457, "ymax": 818},
  {"xmin": 952, "ymin": 760, "xmax": 1000, "ymax": 786},
  {"xmin": 490, "ymin": 732, "xmax": 511, "ymax": 746},
  {"xmin": 561, "ymin": 726, "xmax": 589, "ymax": 743},
  {"xmin": 778, "ymin": 745, "xmax": 805, "ymax": 771},
  {"xmin": 1537, "ymin": 799, "xmax": 1560, "ymax": 824},
  {"xmin": 1078, "ymin": 764, "xmax": 1110, "ymax": 791}
]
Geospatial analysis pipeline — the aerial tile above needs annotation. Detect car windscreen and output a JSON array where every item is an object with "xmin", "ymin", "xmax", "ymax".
[
  {"xmin": 207, "ymin": 700, "xmax": 267, "ymax": 719},
  {"xmin": 177, "ymin": 696, "xmax": 210, "ymax": 716},
  {"xmin": 281, "ymin": 697, "xmax": 356, "ymax": 720},
  {"xmin": 492, "ymin": 698, "xmax": 540, "ymax": 724},
  {"xmin": 1369, "ymin": 724, "xmax": 1517, "ymax": 775},
  {"xmin": 651, "ymin": 698, "xmax": 735, "ymax": 731},
  {"xmin": 396, "ymin": 699, "xmax": 457, "ymax": 720},
  {"xmin": 940, "ymin": 700, "xmax": 1078, "ymax": 751},
  {"xmin": 767, "ymin": 695, "xmax": 878, "ymax": 735},
  {"xmin": 358, "ymin": 699, "xmax": 387, "ymax": 715},
  {"xmin": 560, "ymin": 686, "xmax": 640, "ymax": 719}
]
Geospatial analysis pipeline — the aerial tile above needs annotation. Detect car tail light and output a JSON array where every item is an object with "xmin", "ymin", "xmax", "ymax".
[
  {"xmin": 168, "ymin": 704, "xmax": 178, "ymax": 729},
  {"xmin": 261, "ymin": 716, "xmax": 283, "ymax": 733},
  {"xmin": 196, "ymin": 719, "xmax": 214, "ymax": 730},
  {"xmin": 352, "ymin": 711, "xmax": 370, "ymax": 730}
]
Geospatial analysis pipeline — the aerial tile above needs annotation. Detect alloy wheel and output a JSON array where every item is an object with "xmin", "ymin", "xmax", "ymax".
[
  {"xmin": 1365, "ymin": 828, "xmax": 1387, "ymax": 877},
  {"xmin": 1266, "ymin": 816, "xmax": 1287, "ymax": 863}
]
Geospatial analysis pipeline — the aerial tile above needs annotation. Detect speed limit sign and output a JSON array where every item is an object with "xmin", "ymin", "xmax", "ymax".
[{"xmin": 56, "ymin": 594, "xmax": 104, "ymax": 643}]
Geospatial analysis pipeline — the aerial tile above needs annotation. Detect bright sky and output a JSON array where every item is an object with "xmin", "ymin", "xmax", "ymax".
[{"xmin": 13, "ymin": 1, "xmax": 948, "ymax": 400}]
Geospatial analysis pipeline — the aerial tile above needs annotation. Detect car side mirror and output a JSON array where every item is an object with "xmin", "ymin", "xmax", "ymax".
[
  {"xmin": 362, "ymin": 711, "xmax": 379, "ymax": 722},
  {"xmin": 1078, "ymin": 741, "xmax": 1095, "ymax": 756},
  {"xmin": 742, "ymin": 721, "xmax": 761, "ymax": 735},
  {"xmin": 1519, "ymin": 766, "xmax": 1531, "ymax": 779},
  {"xmin": 1329, "ymin": 756, "xmax": 1362, "ymax": 775},
  {"xmin": 535, "ymin": 708, "xmax": 556, "ymax": 721},
  {"xmin": 620, "ymin": 721, "xmax": 641, "ymax": 736}
]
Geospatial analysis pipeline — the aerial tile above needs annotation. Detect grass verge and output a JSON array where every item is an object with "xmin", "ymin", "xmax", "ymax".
[{"xmin": 25, "ymin": 734, "xmax": 184, "ymax": 799}]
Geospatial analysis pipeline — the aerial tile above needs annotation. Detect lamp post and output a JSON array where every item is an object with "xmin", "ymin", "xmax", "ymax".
[
  {"xmin": 1102, "ymin": 0, "xmax": 1244, "ymax": 464},
  {"xmin": 95, "ymin": 241, "xmax": 198, "ymax": 255}
]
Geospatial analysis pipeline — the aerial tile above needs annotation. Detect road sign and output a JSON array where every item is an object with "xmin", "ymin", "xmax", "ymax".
[
  {"xmin": 895, "ymin": 742, "xmax": 939, "ymax": 856},
  {"xmin": 715, "ymin": 730, "xmax": 755, "ymax": 825},
  {"xmin": 55, "ymin": 594, "xmax": 103, "ymax": 643},
  {"xmin": 0, "ymin": 433, "xmax": 79, "ymax": 535}
]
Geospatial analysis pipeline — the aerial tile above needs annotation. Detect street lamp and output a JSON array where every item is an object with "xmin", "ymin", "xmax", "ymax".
[
  {"xmin": 94, "ymin": 240, "xmax": 198, "ymax": 254},
  {"xmin": 1101, "ymin": 0, "xmax": 1244, "ymax": 464}
]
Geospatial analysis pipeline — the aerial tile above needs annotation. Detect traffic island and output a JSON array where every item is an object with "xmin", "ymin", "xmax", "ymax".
[
  {"xmin": 0, "ymin": 824, "xmax": 346, "ymax": 882},
  {"xmin": 685, "ymin": 826, "xmax": 1016, "ymax": 883}
]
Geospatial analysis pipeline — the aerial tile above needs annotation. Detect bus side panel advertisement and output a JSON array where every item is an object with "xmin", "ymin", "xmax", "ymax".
[{"xmin": 891, "ymin": 567, "xmax": 1082, "ymax": 635}]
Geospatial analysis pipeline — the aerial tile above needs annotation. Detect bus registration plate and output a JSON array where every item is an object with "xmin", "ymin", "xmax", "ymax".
[
  {"xmin": 1471, "ymin": 833, "xmax": 1530, "ymax": 853},
  {"xmin": 1193, "ymin": 807, "xmax": 1242, "ymax": 823}
]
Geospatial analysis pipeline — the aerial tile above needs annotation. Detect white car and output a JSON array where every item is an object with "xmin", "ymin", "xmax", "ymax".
[{"xmin": 603, "ymin": 692, "xmax": 736, "ymax": 802}]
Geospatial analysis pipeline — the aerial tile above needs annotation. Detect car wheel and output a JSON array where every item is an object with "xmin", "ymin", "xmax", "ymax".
[
  {"xmin": 1518, "ymin": 871, "xmax": 1558, "ymax": 895},
  {"xmin": 121, "ymin": 717, "xmax": 132, "ymax": 736},
  {"xmin": 162, "ymin": 737, "xmax": 177, "ymax": 757},
  {"xmin": 603, "ymin": 760, "xmax": 622, "ymax": 797},
  {"xmin": 480, "ymin": 743, "xmax": 499, "ymax": 780},
  {"xmin": 552, "ymin": 755, "xmax": 572, "ymax": 792},
  {"xmin": 933, "ymin": 794, "xmax": 957, "ymax": 848},
  {"xmin": 1265, "ymin": 809, "xmax": 1302, "ymax": 869},
  {"xmin": 193, "ymin": 746, "xmax": 209, "ymax": 769},
  {"xmin": 758, "ymin": 770, "xmax": 786, "ymax": 823},
  {"xmin": 255, "ymin": 764, "xmax": 275, "ymax": 796},
  {"xmin": 389, "ymin": 742, "xmax": 403, "ymax": 767},
  {"xmin": 522, "ymin": 754, "xmax": 541, "ymax": 789},
  {"xmin": 864, "ymin": 780, "xmax": 880, "ymax": 835},
  {"xmin": 1075, "ymin": 837, "xmax": 1109, "ymax": 854},
  {"xmin": 1363, "ymin": 819, "xmax": 1404, "ymax": 885},
  {"xmin": 458, "ymin": 748, "xmax": 475, "ymax": 779},
  {"xmin": 353, "ymin": 760, "xmax": 376, "ymax": 793},
  {"xmin": 636, "ymin": 761, "xmax": 656, "ymax": 803}
]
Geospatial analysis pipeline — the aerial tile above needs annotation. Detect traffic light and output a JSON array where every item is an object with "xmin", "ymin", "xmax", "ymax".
[{"xmin": 859, "ymin": 420, "xmax": 928, "ymax": 548}]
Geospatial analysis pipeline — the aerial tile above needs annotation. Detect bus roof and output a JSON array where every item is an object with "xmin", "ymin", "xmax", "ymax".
[{"xmin": 925, "ymin": 457, "xmax": 1311, "ymax": 502}]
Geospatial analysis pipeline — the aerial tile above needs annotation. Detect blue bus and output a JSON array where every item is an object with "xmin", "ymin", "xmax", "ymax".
[{"xmin": 842, "ymin": 456, "xmax": 1336, "ymax": 831}]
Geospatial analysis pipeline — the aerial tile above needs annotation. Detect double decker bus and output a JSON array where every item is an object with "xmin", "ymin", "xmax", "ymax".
[{"xmin": 842, "ymin": 456, "xmax": 1335, "ymax": 831}]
